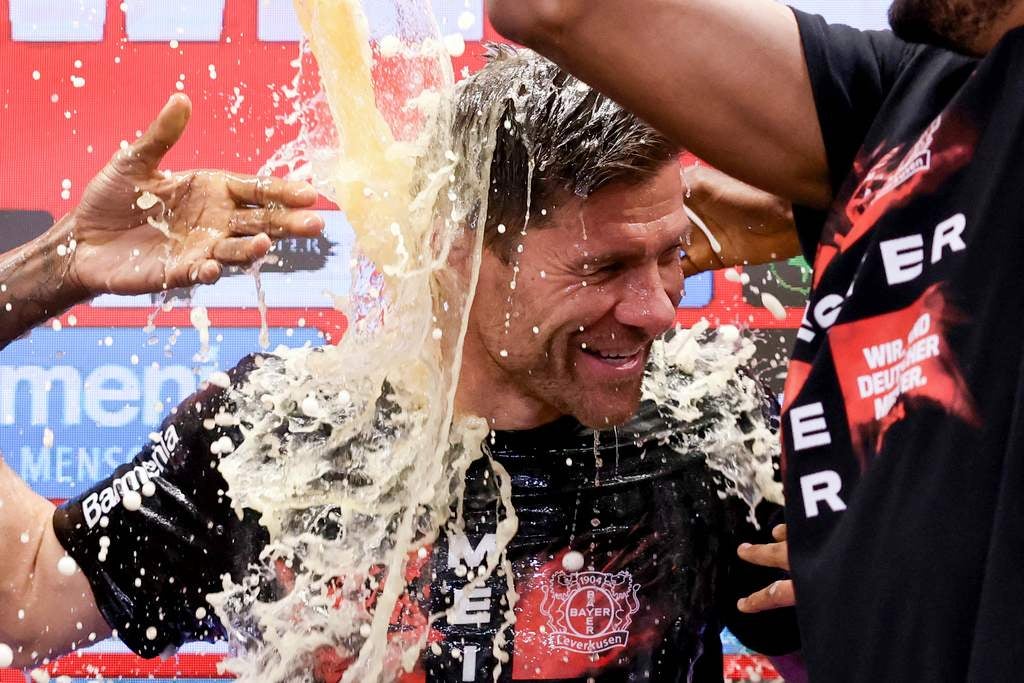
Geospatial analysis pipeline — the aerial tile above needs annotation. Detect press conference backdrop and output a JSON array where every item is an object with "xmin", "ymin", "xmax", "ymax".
[{"xmin": 0, "ymin": 1, "xmax": 888, "ymax": 681}]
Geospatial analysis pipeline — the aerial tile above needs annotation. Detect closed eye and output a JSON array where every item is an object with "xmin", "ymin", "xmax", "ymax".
[{"xmin": 659, "ymin": 245, "xmax": 683, "ymax": 266}]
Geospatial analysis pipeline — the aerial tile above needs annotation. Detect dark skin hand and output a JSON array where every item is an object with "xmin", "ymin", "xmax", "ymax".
[
  {"xmin": 66, "ymin": 93, "xmax": 324, "ymax": 295},
  {"xmin": 0, "ymin": 93, "xmax": 324, "ymax": 349},
  {"xmin": 681, "ymin": 165, "xmax": 801, "ymax": 278}
]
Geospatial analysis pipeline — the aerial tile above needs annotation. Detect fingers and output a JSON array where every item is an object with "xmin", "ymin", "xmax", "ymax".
[
  {"xmin": 682, "ymin": 255, "xmax": 702, "ymax": 279},
  {"xmin": 192, "ymin": 260, "xmax": 224, "ymax": 285},
  {"xmin": 211, "ymin": 234, "xmax": 273, "ymax": 266},
  {"xmin": 162, "ymin": 235, "xmax": 270, "ymax": 289},
  {"xmin": 228, "ymin": 208, "xmax": 324, "ymax": 238},
  {"xmin": 772, "ymin": 523, "xmax": 787, "ymax": 542},
  {"xmin": 737, "ymin": 579, "xmax": 796, "ymax": 613},
  {"xmin": 163, "ymin": 258, "xmax": 224, "ymax": 290},
  {"xmin": 227, "ymin": 175, "xmax": 318, "ymax": 208},
  {"xmin": 680, "ymin": 223, "xmax": 724, "ymax": 276},
  {"xmin": 132, "ymin": 94, "xmax": 192, "ymax": 171},
  {"xmin": 737, "ymin": 538, "xmax": 790, "ymax": 571}
]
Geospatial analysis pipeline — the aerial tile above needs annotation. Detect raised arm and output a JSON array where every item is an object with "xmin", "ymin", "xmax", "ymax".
[
  {"xmin": 487, "ymin": 0, "xmax": 832, "ymax": 208},
  {"xmin": 0, "ymin": 93, "xmax": 324, "ymax": 350}
]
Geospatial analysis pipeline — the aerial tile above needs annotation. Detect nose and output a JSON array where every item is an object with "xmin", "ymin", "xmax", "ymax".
[{"xmin": 613, "ymin": 264, "xmax": 679, "ymax": 337}]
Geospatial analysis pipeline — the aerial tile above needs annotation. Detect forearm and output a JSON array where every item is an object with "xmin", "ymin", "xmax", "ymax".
[
  {"xmin": 489, "ymin": 0, "xmax": 832, "ymax": 207},
  {"xmin": 0, "ymin": 456, "xmax": 108, "ymax": 667},
  {"xmin": 0, "ymin": 214, "xmax": 90, "ymax": 350}
]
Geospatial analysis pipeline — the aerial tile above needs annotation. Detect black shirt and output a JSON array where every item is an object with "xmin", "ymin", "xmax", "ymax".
[
  {"xmin": 785, "ymin": 10, "xmax": 1024, "ymax": 681},
  {"xmin": 56, "ymin": 351, "xmax": 799, "ymax": 682}
]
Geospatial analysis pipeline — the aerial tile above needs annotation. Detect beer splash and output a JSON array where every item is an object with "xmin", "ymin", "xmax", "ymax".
[
  {"xmin": 205, "ymin": 3, "xmax": 785, "ymax": 681},
  {"xmin": 209, "ymin": 1, "xmax": 516, "ymax": 681}
]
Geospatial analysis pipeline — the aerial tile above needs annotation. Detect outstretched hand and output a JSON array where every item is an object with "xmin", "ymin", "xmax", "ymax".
[
  {"xmin": 736, "ymin": 524, "xmax": 796, "ymax": 613},
  {"xmin": 681, "ymin": 165, "xmax": 801, "ymax": 277},
  {"xmin": 65, "ymin": 93, "xmax": 324, "ymax": 297}
]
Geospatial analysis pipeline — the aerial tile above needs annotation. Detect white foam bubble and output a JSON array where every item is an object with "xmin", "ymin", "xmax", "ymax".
[
  {"xmin": 457, "ymin": 11, "xmax": 475, "ymax": 31},
  {"xmin": 121, "ymin": 490, "xmax": 142, "ymax": 512},
  {"xmin": 443, "ymin": 33, "xmax": 466, "ymax": 57},
  {"xmin": 561, "ymin": 551, "xmax": 585, "ymax": 573},
  {"xmin": 761, "ymin": 292, "xmax": 787, "ymax": 320},
  {"xmin": 57, "ymin": 555, "xmax": 78, "ymax": 576}
]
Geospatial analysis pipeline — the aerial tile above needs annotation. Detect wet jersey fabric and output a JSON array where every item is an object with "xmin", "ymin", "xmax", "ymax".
[
  {"xmin": 55, "ymin": 355, "xmax": 797, "ymax": 681},
  {"xmin": 420, "ymin": 401, "xmax": 797, "ymax": 683},
  {"xmin": 786, "ymin": 10, "xmax": 1024, "ymax": 682}
]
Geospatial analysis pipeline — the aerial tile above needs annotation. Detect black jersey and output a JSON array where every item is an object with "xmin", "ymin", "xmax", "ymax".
[
  {"xmin": 55, "ymin": 353, "xmax": 798, "ymax": 681},
  {"xmin": 783, "ymin": 10, "xmax": 1024, "ymax": 682}
]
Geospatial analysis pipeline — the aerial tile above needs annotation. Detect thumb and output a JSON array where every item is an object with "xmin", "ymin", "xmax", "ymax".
[{"xmin": 132, "ymin": 93, "xmax": 191, "ymax": 170}]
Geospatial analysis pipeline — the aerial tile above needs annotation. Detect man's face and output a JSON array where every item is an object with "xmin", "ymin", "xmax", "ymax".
[
  {"xmin": 889, "ymin": 0, "xmax": 1019, "ymax": 54},
  {"xmin": 464, "ymin": 164, "xmax": 688, "ymax": 429}
]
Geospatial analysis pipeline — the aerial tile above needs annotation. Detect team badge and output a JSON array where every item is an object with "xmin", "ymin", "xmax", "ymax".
[{"xmin": 539, "ymin": 570, "xmax": 641, "ymax": 655}]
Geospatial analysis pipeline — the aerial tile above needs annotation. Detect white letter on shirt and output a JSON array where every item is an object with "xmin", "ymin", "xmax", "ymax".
[
  {"xmin": 880, "ymin": 235, "xmax": 925, "ymax": 285},
  {"xmin": 450, "ymin": 587, "xmax": 493, "ymax": 625},
  {"xmin": 800, "ymin": 470, "xmax": 848, "ymax": 518},
  {"xmin": 790, "ymin": 402, "xmax": 832, "ymax": 451},
  {"xmin": 931, "ymin": 213, "xmax": 966, "ymax": 263}
]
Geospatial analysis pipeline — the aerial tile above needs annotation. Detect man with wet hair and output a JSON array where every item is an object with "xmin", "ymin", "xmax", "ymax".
[
  {"xmin": 488, "ymin": 0, "xmax": 1024, "ymax": 680},
  {"xmin": 1, "ymin": 49, "xmax": 802, "ymax": 681}
]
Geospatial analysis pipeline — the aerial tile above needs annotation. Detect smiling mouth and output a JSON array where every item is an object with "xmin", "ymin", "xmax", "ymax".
[{"xmin": 580, "ymin": 345, "xmax": 646, "ymax": 367}]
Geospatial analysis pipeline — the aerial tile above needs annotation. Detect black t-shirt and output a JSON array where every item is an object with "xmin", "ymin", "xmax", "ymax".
[
  {"xmin": 785, "ymin": 10, "xmax": 1024, "ymax": 681},
  {"xmin": 427, "ymin": 398, "xmax": 797, "ymax": 682},
  {"xmin": 56, "ymin": 354, "xmax": 798, "ymax": 682}
]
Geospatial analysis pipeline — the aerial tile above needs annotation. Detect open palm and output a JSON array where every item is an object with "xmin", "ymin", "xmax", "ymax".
[{"xmin": 67, "ymin": 94, "xmax": 323, "ymax": 296}]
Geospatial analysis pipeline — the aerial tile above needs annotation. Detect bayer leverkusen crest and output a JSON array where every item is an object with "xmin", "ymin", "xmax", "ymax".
[{"xmin": 539, "ymin": 570, "xmax": 641, "ymax": 655}]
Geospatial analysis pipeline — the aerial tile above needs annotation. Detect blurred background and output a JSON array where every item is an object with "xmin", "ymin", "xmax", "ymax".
[{"xmin": 0, "ymin": 1, "xmax": 889, "ymax": 680}]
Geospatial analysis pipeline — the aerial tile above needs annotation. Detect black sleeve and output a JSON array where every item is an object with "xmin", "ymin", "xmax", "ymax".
[
  {"xmin": 789, "ymin": 9, "xmax": 919, "ymax": 254},
  {"xmin": 52, "ymin": 355, "xmax": 270, "ymax": 658}
]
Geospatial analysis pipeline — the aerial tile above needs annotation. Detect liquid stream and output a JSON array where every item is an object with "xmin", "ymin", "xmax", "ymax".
[{"xmin": 206, "ymin": 3, "xmax": 783, "ymax": 680}]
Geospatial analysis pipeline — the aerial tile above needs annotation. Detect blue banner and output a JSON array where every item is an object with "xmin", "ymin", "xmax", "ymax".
[{"xmin": 1, "ymin": 325, "xmax": 323, "ymax": 500}]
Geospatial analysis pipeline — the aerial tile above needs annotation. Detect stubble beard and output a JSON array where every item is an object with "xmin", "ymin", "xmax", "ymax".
[
  {"xmin": 889, "ymin": 0, "xmax": 1017, "ymax": 54},
  {"xmin": 534, "ymin": 364, "xmax": 645, "ymax": 429}
]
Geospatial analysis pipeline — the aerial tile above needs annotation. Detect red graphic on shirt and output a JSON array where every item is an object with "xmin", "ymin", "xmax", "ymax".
[
  {"xmin": 813, "ymin": 114, "xmax": 975, "ymax": 286},
  {"xmin": 510, "ymin": 549, "xmax": 668, "ymax": 679},
  {"xmin": 828, "ymin": 285, "xmax": 979, "ymax": 466}
]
